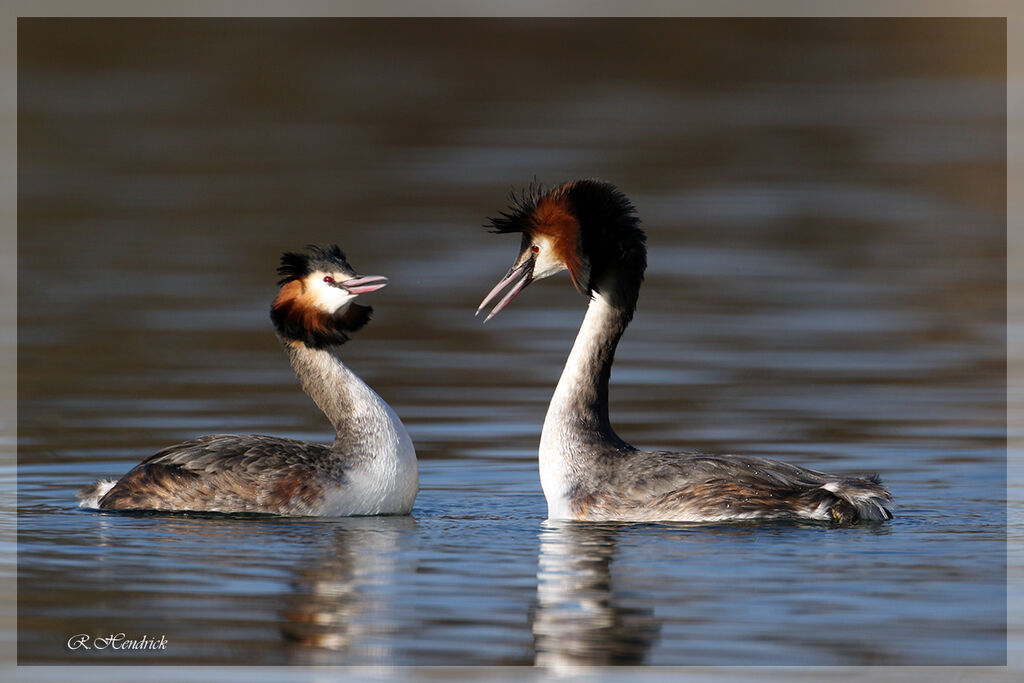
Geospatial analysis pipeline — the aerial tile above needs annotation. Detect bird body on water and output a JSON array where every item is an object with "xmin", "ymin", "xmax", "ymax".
[
  {"xmin": 78, "ymin": 245, "xmax": 418, "ymax": 516},
  {"xmin": 478, "ymin": 180, "xmax": 892, "ymax": 524}
]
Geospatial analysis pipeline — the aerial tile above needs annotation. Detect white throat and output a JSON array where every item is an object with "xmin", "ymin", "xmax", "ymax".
[{"xmin": 538, "ymin": 292, "xmax": 623, "ymax": 519}]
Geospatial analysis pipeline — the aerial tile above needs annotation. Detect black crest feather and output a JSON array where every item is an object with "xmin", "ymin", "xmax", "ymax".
[
  {"xmin": 486, "ymin": 180, "xmax": 545, "ymax": 234},
  {"xmin": 561, "ymin": 180, "xmax": 645, "ymax": 270},
  {"xmin": 563, "ymin": 180, "xmax": 646, "ymax": 310},
  {"xmin": 277, "ymin": 244, "xmax": 350, "ymax": 285}
]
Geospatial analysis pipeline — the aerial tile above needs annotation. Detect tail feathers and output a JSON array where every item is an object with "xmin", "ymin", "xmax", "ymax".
[
  {"xmin": 820, "ymin": 475, "xmax": 893, "ymax": 523},
  {"xmin": 77, "ymin": 479, "xmax": 117, "ymax": 509}
]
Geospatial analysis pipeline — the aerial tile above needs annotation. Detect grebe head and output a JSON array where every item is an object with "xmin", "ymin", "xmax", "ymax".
[
  {"xmin": 271, "ymin": 244, "xmax": 388, "ymax": 348},
  {"xmin": 477, "ymin": 180, "xmax": 646, "ymax": 321}
]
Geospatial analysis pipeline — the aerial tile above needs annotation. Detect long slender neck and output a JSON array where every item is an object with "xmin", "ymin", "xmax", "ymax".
[
  {"xmin": 283, "ymin": 341, "xmax": 388, "ymax": 451},
  {"xmin": 542, "ymin": 286, "xmax": 634, "ymax": 447}
]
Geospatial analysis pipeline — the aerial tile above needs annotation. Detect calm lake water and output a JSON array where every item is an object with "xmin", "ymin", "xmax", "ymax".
[{"xmin": 16, "ymin": 19, "xmax": 1006, "ymax": 667}]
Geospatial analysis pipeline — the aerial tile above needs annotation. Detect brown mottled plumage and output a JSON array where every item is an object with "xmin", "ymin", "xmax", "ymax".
[{"xmin": 91, "ymin": 435, "xmax": 334, "ymax": 514}]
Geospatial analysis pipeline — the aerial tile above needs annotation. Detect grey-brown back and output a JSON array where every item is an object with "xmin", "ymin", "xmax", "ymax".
[{"xmin": 87, "ymin": 434, "xmax": 343, "ymax": 515}]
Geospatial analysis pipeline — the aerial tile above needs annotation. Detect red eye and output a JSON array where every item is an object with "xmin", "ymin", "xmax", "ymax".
[
  {"xmin": 323, "ymin": 275, "xmax": 335, "ymax": 284},
  {"xmin": 531, "ymin": 245, "xmax": 540, "ymax": 254}
]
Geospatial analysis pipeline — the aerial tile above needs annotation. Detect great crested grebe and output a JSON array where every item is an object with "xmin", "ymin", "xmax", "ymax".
[
  {"xmin": 78, "ymin": 245, "xmax": 418, "ymax": 516},
  {"xmin": 478, "ymin": 180, "xmax": 893, "ymax": 524}
]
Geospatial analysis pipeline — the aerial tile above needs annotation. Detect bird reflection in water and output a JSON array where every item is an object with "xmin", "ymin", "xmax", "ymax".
[
  {"xmin": 281, "ymin": 516, "xmax": 418, "ymax": 665},
  {"xmin": 532, "ymin": 521, "xmax": 661, "ymax": 667}
]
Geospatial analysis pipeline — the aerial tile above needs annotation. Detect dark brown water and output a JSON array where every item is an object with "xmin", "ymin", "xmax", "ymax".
[{"xmin": 17, "ymin": 19, "xmax": 1005, "ymax": 666}]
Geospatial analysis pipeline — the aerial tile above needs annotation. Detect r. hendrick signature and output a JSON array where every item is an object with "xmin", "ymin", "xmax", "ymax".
[{"xmin": 67, "ymin": 633, "xmax": 168, "ymax": 651}]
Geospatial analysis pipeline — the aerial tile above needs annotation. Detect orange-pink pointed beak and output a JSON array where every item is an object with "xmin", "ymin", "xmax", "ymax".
[
  {"xmin": 341, "ymin": 275, "xmax": 389, "ymax": 295},
  {"xmin": 476, "ymin": 257, "xmax": 535, "ymax": 322}
]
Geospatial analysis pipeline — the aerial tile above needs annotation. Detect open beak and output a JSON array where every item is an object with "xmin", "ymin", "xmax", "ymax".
[
  {"xmin": 341, "ymin": 274, "xmax": 389, "ymax": 295},
  {"xmin": 476, "ymin": 256, "xmax": 535, "ymax": 322}
]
